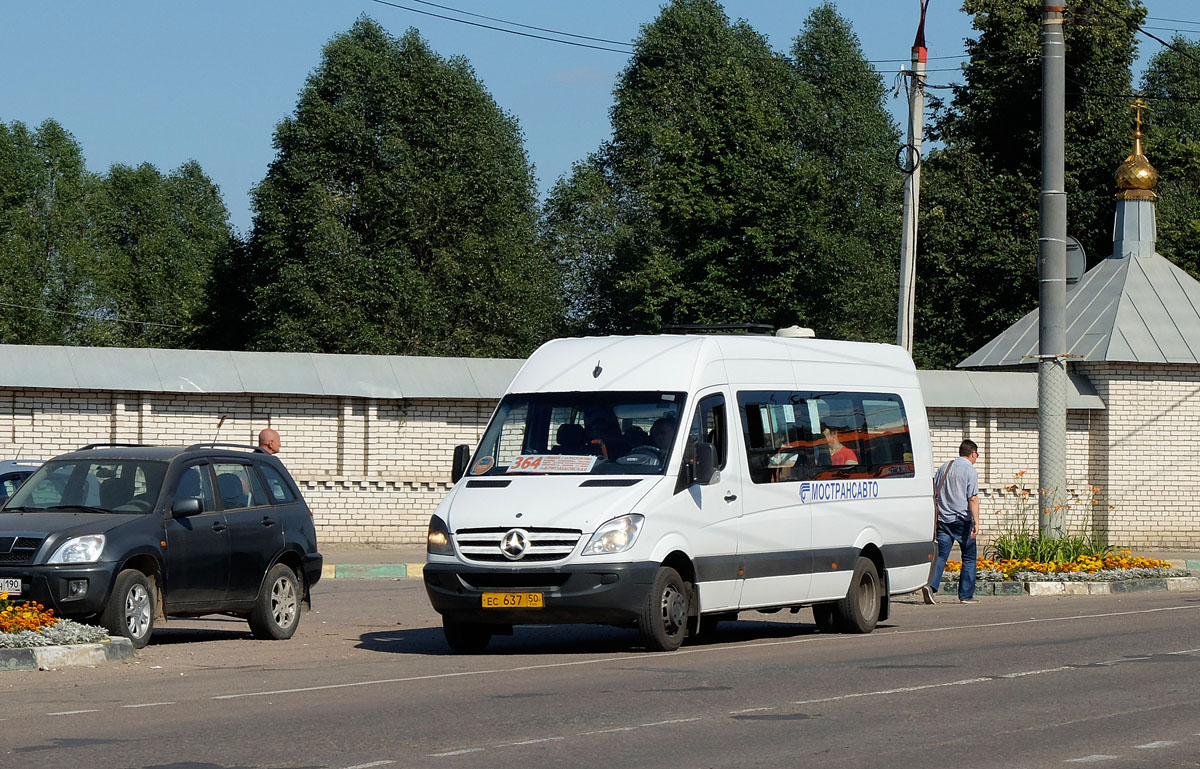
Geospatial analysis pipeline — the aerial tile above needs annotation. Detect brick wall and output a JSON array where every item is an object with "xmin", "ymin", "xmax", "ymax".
[
  {"xmin": 4, "ymin": 360, "xmax": 1200, "ymax": 548},
  {"xmin": 0, "ymin": 388, "xmax": 493, "ymax": 546}
]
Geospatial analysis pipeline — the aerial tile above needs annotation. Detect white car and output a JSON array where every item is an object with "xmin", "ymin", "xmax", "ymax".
[{"xmin": 0, "ymin": 459, "xmax": 42, "ymax": 505}]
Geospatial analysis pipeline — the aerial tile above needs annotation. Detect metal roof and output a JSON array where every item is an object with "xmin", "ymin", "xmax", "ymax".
[
  {"xmin": 959, "ymin": 250, "xmax": 1200, "ymax": 368},
  {"xmin": 0, "ymin": 343, "xmax": 1103, "ymax": 411},
  {"xmin": 0, "ymin": 345, "xmax": 523, "ymax": 400},
  {"xmin": 916, "ymin": 370, "xmax": 1103, "ymax": 410}
]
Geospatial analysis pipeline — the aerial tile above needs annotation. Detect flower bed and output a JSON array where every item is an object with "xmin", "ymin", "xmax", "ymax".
[
  {"xmin": 0, "ymin": 592, "xmax": 109, "ymax": 649},
  {"xmin": 943, "ymin": 551, "xmax": 1189, "ymax": 583}
]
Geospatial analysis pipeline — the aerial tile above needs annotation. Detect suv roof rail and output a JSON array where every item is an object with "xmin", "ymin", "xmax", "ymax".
[
  {"xmin": 185, "ymin": 442, "xmax": 269, "ymax": 454},
  {"xmin": 78, "ymin": 443, "xmax": 152, "ymax": 450}
]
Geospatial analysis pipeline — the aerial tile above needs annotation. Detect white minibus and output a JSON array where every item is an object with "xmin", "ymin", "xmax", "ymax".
[{"xmin": 424, "ymin": 333, "xmax": 936, "ymax": 652}]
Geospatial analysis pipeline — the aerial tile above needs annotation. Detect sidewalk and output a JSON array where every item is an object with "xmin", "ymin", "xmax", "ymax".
[
  {"xmin": 317, "ymin": 545, "xmax": 1200, "ymax": 581},
  {"xmin": 320, "ymin": 544, "xmax": 427, "ymax": 580}
]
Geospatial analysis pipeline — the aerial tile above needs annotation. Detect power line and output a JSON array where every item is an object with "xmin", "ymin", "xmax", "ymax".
[
  {"xmin": 366, "ymin": 0, "xmax": 634, "ymax": 54},
  {"xmin": 404, "ymin": 0, "xmax": 634, "ymax": 48},
  {"xmin": 369, "ymin": 0, "xmax": 968, "ymax": 66},
  {"xmin": 0, "ymin": 301, "xmax": 182, "ymax": 329}
]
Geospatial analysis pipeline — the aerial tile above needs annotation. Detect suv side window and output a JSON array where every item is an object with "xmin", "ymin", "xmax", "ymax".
[
  {"xmin": 173, "ymin": 462, "xmax": 217, "ymax": 513},
  {"xmin": 258, "ymin": 463, "xmax": 297, "ymax": 504},
  {"xmin": 213, "ymin": 463, "xmax": 270, "ymax": 509}
]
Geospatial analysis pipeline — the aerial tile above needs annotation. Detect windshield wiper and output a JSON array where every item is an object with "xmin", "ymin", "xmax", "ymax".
[
  {"xmin": 45, "ymin": 505, "xmax": 113, "ymax": 514},
  {"xmin": 2, "ymin": 506, "xmax": 43, "ymax": 512}
]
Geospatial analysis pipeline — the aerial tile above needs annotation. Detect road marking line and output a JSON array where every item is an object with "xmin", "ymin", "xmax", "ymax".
[
  {"xmin": 639, "ymin": 717, "xmax": 703, "ymax": 727},
  {"xmin": 1134, "ymin": 741, "xmax": 1179, "ymax": 749},
  {"xmin": 506, "ymin": 737, "xmax": 565, "ymax": 746},
  {"xmin": 122, "ymin": 702, "xmax": 175, "ymax": 708},
  {"xmin": 793, "ymin": 677, "xmax": 991, "ymax": 705},
  {"xmin": 343, "ymin": 762, "xmax": 395, "ymax": 769},
  {"xmin": 47, "ymin": 709, "xmax": 99, "ymax": 715},
  {"xmin": 579, "ymin": 726, "xmax": 638, "ymax": 735},
  {"xmin": 729, "ymin": 707, "xmax": 775, "ymax": 713},
  {"xmin": 1096, "ymin": 656, "xmax": 1151, "ymax": 666},
  {"xmin": 1065, "ymin": 755, "xmax": 1120, "ymax": 762},
  {"xmin": 578, "ymin": 724, "xmax": 638, "ymax": 734},
  {"xmin": 1000, "ymin": 666, "xmax": 1073, "ymax": 678},
  {"xmin": 429, "ymin": 748, "xmax": 485, "ymax": 757},
  {"xmin": 212, "ymin": 605, "xmax": 1200, "ymax": 701}
]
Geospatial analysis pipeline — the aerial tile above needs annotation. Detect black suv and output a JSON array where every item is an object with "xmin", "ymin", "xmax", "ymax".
[{"xmin": 0, "ymin": 443, "xmax": 322, "ymax": 648}]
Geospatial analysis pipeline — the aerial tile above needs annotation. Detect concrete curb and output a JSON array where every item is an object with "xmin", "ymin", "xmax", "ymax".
[
  {"xmin": 939, "ymin": 575, "xmax": 1199, "ymax": 598},
  {"xmin": 322, "ymin": 563, "xmax": 424, "ymax": 580},
  {"xmin": 0, "ymin": 637, "xmax": 135, "ymax": 672}
]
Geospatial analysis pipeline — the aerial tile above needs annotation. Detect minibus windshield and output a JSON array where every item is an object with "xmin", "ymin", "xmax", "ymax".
[{"xmin": 469, "ymin": 391, "xmax": 687, "ymax": 476}]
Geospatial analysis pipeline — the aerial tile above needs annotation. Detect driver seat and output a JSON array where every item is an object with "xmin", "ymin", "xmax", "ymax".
[{"xmin": 99, "ymin": 474, "xmax": 135, "ymax": 510}]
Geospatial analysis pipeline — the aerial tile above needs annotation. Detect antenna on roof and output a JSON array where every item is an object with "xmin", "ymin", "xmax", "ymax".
[{"xmin": 212, "ymin": 415, "xmax": 227, "ymax": 444}]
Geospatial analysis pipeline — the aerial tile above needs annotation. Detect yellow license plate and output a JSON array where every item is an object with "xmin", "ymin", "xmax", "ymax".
[{"xmin": 482, "ymin": 592, "xmax": 544, "ymax": 608}]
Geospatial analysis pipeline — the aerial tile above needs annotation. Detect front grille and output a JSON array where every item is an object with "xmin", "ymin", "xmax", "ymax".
[
  {"xmin": 455, "ymin": 527, "xmax": 582, "ymax": 563},
  {"xmin": 460, "ymin": 572, "xmax": 571, "ymax": 590},
  {"xmin": 0, "ymin": 536, "xmax": 44, "ymax": 564}
]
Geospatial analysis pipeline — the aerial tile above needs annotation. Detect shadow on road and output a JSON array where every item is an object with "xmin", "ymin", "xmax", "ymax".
[{"xmin": 354, "ymin": 616, "xmax": 868, "ymax": 657}]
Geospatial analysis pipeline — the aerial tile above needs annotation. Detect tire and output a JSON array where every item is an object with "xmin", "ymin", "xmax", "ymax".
[
  {"xmin": 833, "ymin": 556, "xmax": 882, "ymax": 634},
  {"xmin": 639, "ymin": 566, "xmax": 689, "ymax": 652},
  {"xmin": 443, "ymin": 618, "xmax": 493, "ymax": 653},
  {"xmin": 248, "ymin": 563, "xmax": 301, "ymax": 640},
  {"xmin": 101, "ymin": 569, "xmax": 154, "ymax": 649},
  {"xmin": 812, "ymin": 602, "xmax": 837, "ymax": 633}
]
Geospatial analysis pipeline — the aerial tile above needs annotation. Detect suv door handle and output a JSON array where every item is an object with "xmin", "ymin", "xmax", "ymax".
[
  {"xmin": 724, "ymin": 493, "xmax": 738, "ymax": 503},
  {"xmin": 260, "ymin": 516, "xmax": 276, "ymax": 527},
  {"xmin": 211, "ymin": 521, "xmax": 227, "ymax": 533}
]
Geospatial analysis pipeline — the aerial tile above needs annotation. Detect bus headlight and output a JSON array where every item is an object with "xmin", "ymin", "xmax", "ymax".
[
  {"xmin": 581, "ymin": 514, "xmax": 644, "ymax": 556},
  {"xmin": 427, "ymin": 515, "xmax": 454, "ymax": 555}
]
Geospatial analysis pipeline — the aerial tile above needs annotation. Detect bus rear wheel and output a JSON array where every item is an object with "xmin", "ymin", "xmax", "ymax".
[{"xmin": 834, "ymin": 556, "xmax": 881, "ymax": 634}]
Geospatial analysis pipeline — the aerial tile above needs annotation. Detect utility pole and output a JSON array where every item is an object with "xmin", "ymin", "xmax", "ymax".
[
  {"xmin": 1038, "ymin": 2, "xmax": 1068, "ymax": 538},
  {"xmin": 896, "ymin": 0, "xmax": 930, "ymax": 354}
]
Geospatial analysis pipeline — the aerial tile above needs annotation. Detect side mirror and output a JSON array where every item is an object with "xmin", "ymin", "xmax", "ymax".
[
  {"xmin": 451, "ymin": 444, "xmax": 472, "ymax": 483},
  {"xmin": 172, "ymin": 497, "xmax": 202, "ymax": 517},
  {"xmin": 691, "ymin": 442, "xmax": 718, "ymax": 486}
]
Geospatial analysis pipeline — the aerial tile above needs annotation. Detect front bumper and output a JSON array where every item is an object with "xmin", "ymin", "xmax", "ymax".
[
  {"xmin": 424, "ymin": 559, "xmax": 659, "ymax": 626},
  {"xmin": 0, "ymin": 562, "xmax": 119, "ymax": 617}
]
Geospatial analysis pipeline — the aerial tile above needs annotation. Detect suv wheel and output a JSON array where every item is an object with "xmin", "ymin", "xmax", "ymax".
[
  {"xmin": 248, "ymin": 563, "xmax": 301, "ymax": 640},
  {"xmin": 101, "ymin": 569, "xmax": 154, "ymax": 648}
]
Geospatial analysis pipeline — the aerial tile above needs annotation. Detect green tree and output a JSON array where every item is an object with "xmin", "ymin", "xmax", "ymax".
[
  {"xmin": 86, "ymin": 161, "xmax": 233, "ymax": 347},
  {"xmin": 915, "ymin": 0, "xmax": 1145, "ymax": 368},
  {"xmin": 0, "ymin": 119, "xmax": 93, "ymax": 344},
  {"xmin": 544, "ymin": 1, "xmax": 900, "ymax": 341},
  {"xmin": 1141, "ymin": 35, "xmax": 1200, "ymax": 280},
  {"xmin": 241, "ymin": 18, "xmax": 557, "ymax": 356},
  {"xmin": 792, "ymin": 2, "xmax": 903, "ymax": 342}
]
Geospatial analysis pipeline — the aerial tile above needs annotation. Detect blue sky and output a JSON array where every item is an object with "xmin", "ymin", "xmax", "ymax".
[{"xmin": 4, "ymin": 1, "xmax": 1199, "ymax": 234}]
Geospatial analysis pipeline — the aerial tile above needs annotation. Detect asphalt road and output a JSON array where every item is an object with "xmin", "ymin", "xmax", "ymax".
[{"xmin": 1, "ymin": 580, "xmax": 1198, "ymax": 769}]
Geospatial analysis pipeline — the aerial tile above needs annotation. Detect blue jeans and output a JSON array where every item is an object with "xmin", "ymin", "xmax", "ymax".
[{"xmin": 928, "ymin": 517, "xmax": 977, "ymax": 600}]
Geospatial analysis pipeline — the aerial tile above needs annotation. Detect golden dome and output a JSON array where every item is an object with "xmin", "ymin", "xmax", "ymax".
[{"xmin": 1116, "ymin": 98, "xmax": 1157, "ymax": 201}]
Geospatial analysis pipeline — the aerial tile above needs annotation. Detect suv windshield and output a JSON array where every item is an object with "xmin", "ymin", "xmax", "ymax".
[
  {"xmin": 470, "ymin": 391, "xmax": 686, "ymax": 476},
  {"xmin": 5, "ymin": 460, "xmax": 168, "ymax": 513}
]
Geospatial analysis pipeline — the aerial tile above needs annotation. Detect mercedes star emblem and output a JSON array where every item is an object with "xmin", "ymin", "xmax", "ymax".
[{"xmin": 500, "ymin": 528, "xmax": 530, "ymax": 560}]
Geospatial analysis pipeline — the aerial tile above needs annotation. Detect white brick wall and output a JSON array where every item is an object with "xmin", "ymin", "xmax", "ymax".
[{"xmin": 3, "ymin": 359, "xmax": 1199, "ymax": 548}]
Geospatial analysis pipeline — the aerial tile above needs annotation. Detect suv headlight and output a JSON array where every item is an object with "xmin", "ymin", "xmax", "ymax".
[
  {"xmin": 427, "ymin": 515, "xmax": 454, "ymax": 555},
  {"xmin": 581, "ymin": 514, "xmax": 644, "ymax": 556},
  {"xmin": 47, "ymin": 534, "xmax": 106, "ymax": 564}
]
